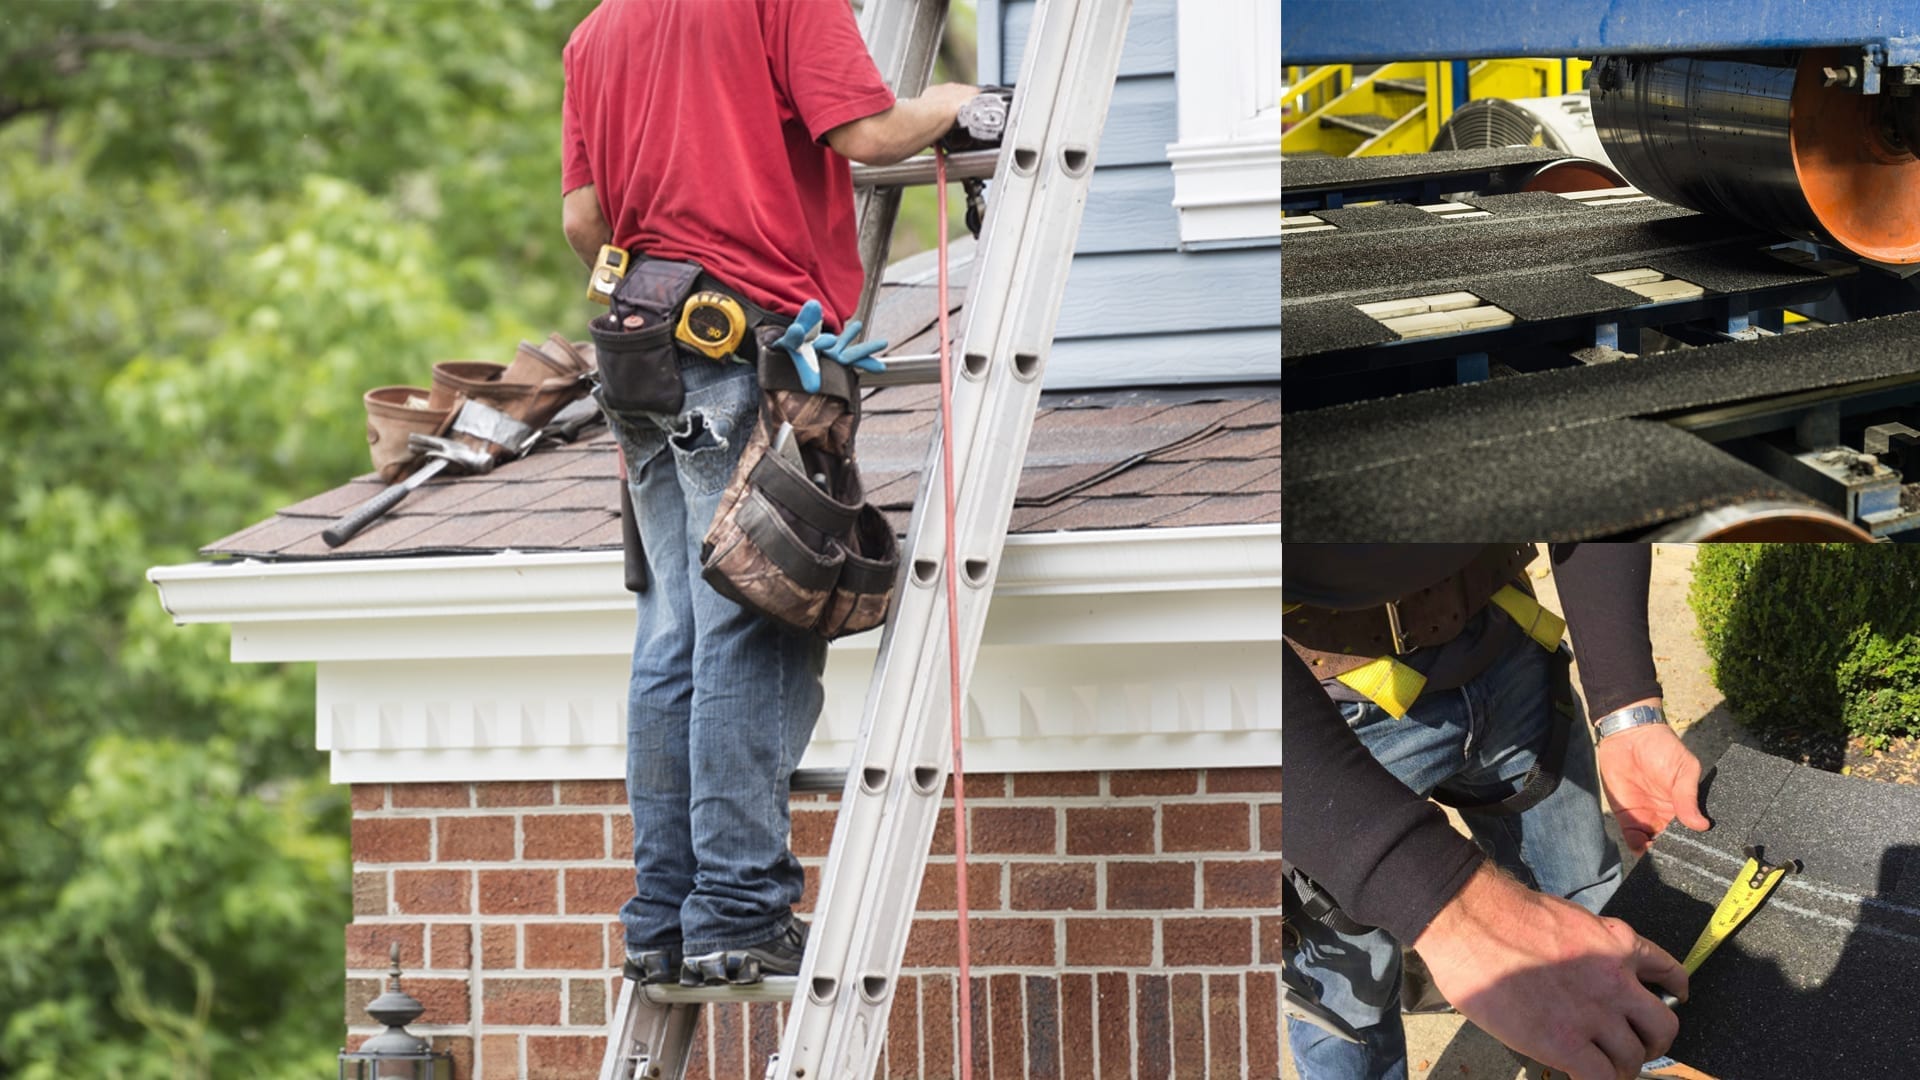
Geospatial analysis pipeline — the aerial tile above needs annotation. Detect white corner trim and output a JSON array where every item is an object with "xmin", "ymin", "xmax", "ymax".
[
  {"xmin": 1168, "ymin": 0, "xmax": 1282, "ymax": 245},
  {"xmin": 1167, "ymin": 139, "xmax": 1282, "ymax": 244}
]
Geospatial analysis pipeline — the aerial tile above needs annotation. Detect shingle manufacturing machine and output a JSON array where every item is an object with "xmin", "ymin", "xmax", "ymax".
[{"xmin": 1282, "ymin": 4, "xmax": 1920, "ymax": 540}]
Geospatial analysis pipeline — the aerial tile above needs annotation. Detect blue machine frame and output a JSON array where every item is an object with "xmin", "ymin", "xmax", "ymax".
[{"xmin": 1282, "ymin": 1, "xmax": 1920, "ymax": 66}]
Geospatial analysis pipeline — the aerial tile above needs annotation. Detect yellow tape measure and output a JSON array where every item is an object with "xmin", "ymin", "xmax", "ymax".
[
  {"xmin": 1681, "ymin": 846, "xmax": 1797, "ymax": 975},
  {"xmin": 675, "ymin": 291, "xmax": 747, "ymax": 359}
]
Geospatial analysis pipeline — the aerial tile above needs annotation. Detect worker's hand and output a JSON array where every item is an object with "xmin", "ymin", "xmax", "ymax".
[
  {"xmin": 771, "ymin": 299, "xmax": 827, "ymax": 393},
  {"xmin": 1414, "ymin": 864, "xmax": 1687, "ymax": 1080},
  {"xmin": 814, "ymin": 319, "xmax": 887, "ymax": 375},
  {"xmin": 1594, "ymin": 714, "xmax": 1711, "ymax": 855}
]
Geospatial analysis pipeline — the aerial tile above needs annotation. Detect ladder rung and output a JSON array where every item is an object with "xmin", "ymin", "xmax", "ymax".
[
  {"xmin": 791, "ymin": 768, "xmax": 848, "ymax": 794},
  {"xmin": 639, "ymin": 976, "xmax": 800, "ymax": 1005},
  {"xmin": 862, "ymin": 353, "xmax": 941, "ymax": 386},
  {"xmin": 852, "ymin": 148, "xmax": 999, "ymax": 188}
]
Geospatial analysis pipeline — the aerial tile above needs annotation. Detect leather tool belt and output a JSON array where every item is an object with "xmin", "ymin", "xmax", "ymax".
[{"xmin": 1284, "ymin": 544, "xmax": 1536, "ymax": 680}]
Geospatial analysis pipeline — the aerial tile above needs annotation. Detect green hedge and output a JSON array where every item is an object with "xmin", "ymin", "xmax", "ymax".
[{"xmin": 1690, "ymin": 544, "xmax": 1920, "ymax": 746}]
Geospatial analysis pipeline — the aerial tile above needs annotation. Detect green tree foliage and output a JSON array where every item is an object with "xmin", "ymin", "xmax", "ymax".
[
  {"xmin": 1690, "ymin": 544, "xmax": 1920, "ymax": 747},
  {"xmin": 1, "ymin": 0, "xmax": 977, "ymax": 1070}
]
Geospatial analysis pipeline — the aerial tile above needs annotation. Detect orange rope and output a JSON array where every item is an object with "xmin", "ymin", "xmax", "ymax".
[{"xmin": 934, "ymin": 145, "xmax": 974, "ymax": 1080}]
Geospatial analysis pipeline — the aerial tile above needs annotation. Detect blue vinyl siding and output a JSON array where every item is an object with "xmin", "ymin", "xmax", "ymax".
[{"xmin": 980, "ymin": 0, "xmax": 1280, "ymax": 389}]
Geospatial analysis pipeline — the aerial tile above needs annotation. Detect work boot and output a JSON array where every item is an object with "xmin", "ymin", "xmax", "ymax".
[
  {"xmin": 680, "ymin": 917, "xmax": 809, "ymax": 987},
  {"xmin": 622, "ymin": 946, "xmax": 683, "ymax": 986}
]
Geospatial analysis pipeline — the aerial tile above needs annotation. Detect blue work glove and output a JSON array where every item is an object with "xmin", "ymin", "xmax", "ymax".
[
  {"xmin": 771, "ymin": 300, "xmax": 827, "ymax": 393},
  {"xmin": 814, "ymin": 319, "xmax": 888, "ymax": 376}
]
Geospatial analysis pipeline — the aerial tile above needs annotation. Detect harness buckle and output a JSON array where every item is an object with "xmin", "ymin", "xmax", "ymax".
[{"xmin": 1383, "ymin": 600, "xmax": 1410, "ymax": 655}]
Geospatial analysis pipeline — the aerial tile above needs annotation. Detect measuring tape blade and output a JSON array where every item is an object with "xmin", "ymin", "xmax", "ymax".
[{"xmin": 1680, "ymin": 852, "xmax": 1793, "ymax": 975}]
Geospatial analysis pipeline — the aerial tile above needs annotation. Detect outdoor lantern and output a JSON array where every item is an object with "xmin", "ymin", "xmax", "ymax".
[{"xmin": 337, "ymin": 943, "xmax": 455, "ymax": 1080}]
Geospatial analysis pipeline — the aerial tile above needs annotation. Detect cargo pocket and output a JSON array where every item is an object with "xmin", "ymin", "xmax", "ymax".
[
  {"xmin": 703, "ymin": 488, "xmax": 847, "ymax": 633},
  {"xmin": 814, "ymin": 503, "xmax": 900, "ymax": 639},
  {"xmin": 591, "ymin": 314, "xmax": 684, "ymax": 415}
]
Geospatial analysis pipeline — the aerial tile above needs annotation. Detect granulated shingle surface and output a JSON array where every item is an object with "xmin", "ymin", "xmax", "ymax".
[
  {"xmin": 1286, "ymin": 310, "xmax": 1920, "ymax": 482},
  {"xmin": 1281, "ymin": 147, "xmax": 1565, "ymax": 193},
  {"xmin": 1282, "ymin": 418, "xmax": 1802, "ymax": 541},
  {"xmin": 1281, "ymin": 300, "xmax": 1400, "ymax": 358},
  {"xmin": 1604, "ymin": 745, "xmax": 1920, "ymax": 1079},
  {"xmin": 1308, "ymin": 203, "xmax": 1443, "ymax": 233},
  {"xmin": 1464, "ymin": 271, "xmax": 1650, "ymax": 322},
  {"xmin": 1456, "ymin": 191, "xmax": 1597, "ymax": 217}
]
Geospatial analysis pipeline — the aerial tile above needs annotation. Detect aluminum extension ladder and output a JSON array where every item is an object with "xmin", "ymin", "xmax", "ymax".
[{"xmin": 599, "ymin": 0, "xmax": 1132, "ymax": 1075}]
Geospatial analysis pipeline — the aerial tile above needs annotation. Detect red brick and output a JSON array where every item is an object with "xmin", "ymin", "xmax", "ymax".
[
  {"xmin": 1112, "ymin": 769, "xmax": 1199, "ymax": 797},
  {"xmin": 350, "ymin": 784, "xmax": 386, "ymax": 812},
  {"xmin": 407, "ymin": 977, "xmax": 470, "ymax": 1024},
  {"xmin": 1095, "ymin": 972, "xmax": 1131, "ymax": 1075},
  {"xmin": 353, "ymin": 817, "xmax": 430, "ymax": 863},
  {"xmin": 392, "ymin": 782, "xmax": 470, "ymax": 809},
  {"xmin": 565, "ymin": 866, "xmax": 632, "ymax": 915},
  {"xmin": 1108, "ymin": 861, "xmax": 1196, "ymax": 910},
  {"xmin": 484, "ymin": 977, "xmax": 561, "ymax": 1026},
  {"xmin": 557, "ymin": 779, "xmax": 625, "ymax": 805},
  {"xmin": 1136, "ymin": 974, "xmax": 1172, "ymax": 1078},
  {"xmin": 1208, "ymin": 766, "xmax": 1282, "ymax": 794},
  {"xmin": 478, "ymin": 780, "xmax": 555, "ymax": 807},
  {"xmin": 798, "ymin": 867, "xmax": 821, "ymax": 914},
  {"xmin": 612, "ymin": 813, "xmax": 633, "ymax": 857},
  {"xmin": 790, "ymin": 807, "xmax": 839, "ymax": 858},
  {"xmin": 526, "ymin": 922, "xmax": 604, "ymax": 970},
  {"xmin": 989, "ymin": 973, "xmax": 1025, "ymax": 1080},
  {"xmin": 1260, "ymin": 802, "xmax": 1282, "ymax": 852},
  {"xmin": 346, "ymin": 977, "xmax": 380, "ymax": 1021},
  {"xmin": 924, "ymin": 975, "xmax": 954, "ymax": 1076},
  {"xmin": 1209, "ymin": 973, "xmax": 1243, "ymax": 1076},
  {"xmin": 1012, "ymin": 771, "xmax": 1101, "ymax": 797},
  {"xmin": 433, "ymin": 1034, "xmax": 474, "ymax": 1080},
  {"xmin": 527, "ymin": 1034, "xmax": 602, "ymax": 1079},
  {"xmin": 353, "ymin": 871, "xmax": 389, "ymax": 916},
  {"xmin": 918, "ymin": 861, "xmax": 1004, "ymax": 911},
  {"xmin": 345, "ymin": 922, "xmax": 422, "ymax": 969},
  {"xmin": 606, "ymin": 923, "xmax": 625, "ymax": 967},
  {"xmin": 480, "ymin": 1034, "xmax": 520, "ymax": 1080},
  {"xmin": 712, "ymin": 1001, "xmax": 746, "ymax": 1078},
  {"xmin": 904, "ymin": 916, "xmax": 1055, "ymax": 968},
  {"xmin": 1065, "ymin": 806, "xmax": 1155, "ymax": 856},
  {"xmin": 1061, "ymin": 973, "xmax": 1096, "ymax": 1080},
  {"xmin": 1205, "ymin": 858, "xmax": 1283, "ymax": 908},
  {"xmin": 1258, "ymin": 914, "xmax": 1284, "ymax": 966},
  {"xmin": 928, "ymin": 806, "xmax": 955, "ymax": 855},
  {"xmin": 523, "ymin": 813, "xmax": 605, "ymax": 860},
  {"xmin": 948, "ymin": 771, "xmax": 1009, "ymax": 798},
  {"xmin": 483, "ymin": 923, "xmax": 518, "ymax": 969},
  {"xmin": 1027, "ymin": 975, "xmax": 1062, "ymax": 1080},
  {"xmin": 748, "ymin": 999, "xmax": 780, "ymax": 1066},
  {"xmin": 884, "ymin": 978, "xmax": 918, "ymax": 1078},
  {"xmin": 1163, "ymin": 803, "xmax": 1252, "ymax": 853},
  {"xmin": 1010, "ymin": 863, "xmax": 1097, "ymax": 911},
  {"xmin": 480, "ymin": 868, "xmax": 558, "ymax": 914},
  {"xmin": 971, "ymin": 806, "xmax": 1056, "ymax": 855},
  {"xmin": 968, "ymin": 976, "xmax": 991, "ymax": 1075},
  {"xmin": 569, "ymin": 975, "xmax": 606, "ymax": 1026},
  {"xmin": 439, "ymin": 815, "xmax": 516, "ymax": 861},
  {"xmin": 1164, "ymin": 916, "xmax": 1253, "ymax": 967},
  {"xmin": 1247, "ymin": 970, "xmax": 1280, "ymax": 1078},
  {"xmin": 394, "ymin": 869, "xmax": 471, "ymax": 915},
  {"xmin": 431, "ymin": 924, "xmax": 471, "ymax": 970},
  {"xmin": 1171, "ymin": 972, "xmax": 1206, "ymax": 1077},
  {"xmin": 1065, "ymin": 918, "xmax": 1154, "ymax": 967}
]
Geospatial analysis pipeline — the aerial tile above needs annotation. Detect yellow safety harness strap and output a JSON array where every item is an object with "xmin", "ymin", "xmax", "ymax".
[
  {"xmin": 1334, "ymin": 657, "xmax": 1427, "ymax": 720},
  {"xmin": 1489, "ymin": 584, "xmax": 1566, "ymax": 652}
]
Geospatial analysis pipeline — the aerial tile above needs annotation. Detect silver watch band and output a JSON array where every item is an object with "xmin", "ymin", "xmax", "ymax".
[{"xmin": 1595, "ymin": 703, "xmax": 1667, "ymax": 740}]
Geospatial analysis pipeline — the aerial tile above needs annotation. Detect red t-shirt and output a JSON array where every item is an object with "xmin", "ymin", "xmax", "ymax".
[{"xmin": 562, "ymin": 0, "xmax": 896, "ymax": 328}]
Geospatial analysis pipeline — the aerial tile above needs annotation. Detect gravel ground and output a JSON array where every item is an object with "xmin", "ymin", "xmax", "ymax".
[{"xmin": 1282, "ymin": 544, "xmax": 1724, "ymax": 1080}]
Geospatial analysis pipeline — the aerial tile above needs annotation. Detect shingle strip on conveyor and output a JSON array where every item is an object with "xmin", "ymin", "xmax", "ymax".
[
  {"xmin": 1642, "ymin": 245, "xmax": 1834, "ymax": 294},
  {"xmin": 1286, "ymin": 310, "xmax": 1920, "ymax": 481},
  {"xmin": 1281, "ymin": 300, "xmax": 1404, "ymax": 358},
  {"xmin": 1455, "ymin": 191, "xmax": 1599, "ymax": 216},
  {"xmin": 1280, "ymin": 146, "xmax": 1568, "ymax": 194},
  {"xmin": 1282, "ymin": 418, "xmax": 1804, "ymax": 541},
  {"xmin": 1307, "ymin": 203, "xmax": 1447, "ymax": 233},
  {"xmin": 1603, "ymin": 745, "xmax": 1920, "ymax": 1080},
  {"xmin": 1463, "ymin": 271, "xmax": 1651, "ymax": 322}
]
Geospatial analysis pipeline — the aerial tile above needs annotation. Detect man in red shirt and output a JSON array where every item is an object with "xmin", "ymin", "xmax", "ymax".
[{"xmin": 560, "ymin": 0, "xmax": 976, "ymax": 987}]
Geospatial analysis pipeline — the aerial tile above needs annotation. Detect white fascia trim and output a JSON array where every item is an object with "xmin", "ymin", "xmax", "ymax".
[
  {"xmin": 148, "ymin": 524, "xmax": 1281, "ymax": 630},
  {"xmin": 1167, "ymin": 139, "xmax": 1282, "ymax": 245}
]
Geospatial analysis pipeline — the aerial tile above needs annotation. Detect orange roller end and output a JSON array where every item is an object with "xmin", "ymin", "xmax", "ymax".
[{"xmin": 1792, "ymin": 49, "xmax": 1920, "ymax": 264}]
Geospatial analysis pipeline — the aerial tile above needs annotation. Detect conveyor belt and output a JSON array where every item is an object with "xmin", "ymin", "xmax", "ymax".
[
  {"xmin": 1282, "ymin": 197, "xmax": 1834, "ymax": 360},
  {"xmin": 1603, "ymin": 745, "xmax": 1920, "ymax": 1080},
  {"xmin": 1283, "ymin": 311, "xmax": 1920, "ymax": 540},
  {"xmin": 1281, "ymin": 146, "xmax": 1573, "ymax": 204}
]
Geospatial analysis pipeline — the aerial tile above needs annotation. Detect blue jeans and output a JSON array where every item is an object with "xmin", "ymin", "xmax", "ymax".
[
  {"xmin": 604, "ymin": 355, "xmax": 828, "ymax": 957},
  {"xmin": 1287, "ymin": 640, "xmax": 1622, "ymax": 1080}
]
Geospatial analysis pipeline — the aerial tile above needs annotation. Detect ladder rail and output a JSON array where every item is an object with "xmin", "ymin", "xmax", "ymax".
[{"xmin": 775, "ymin": 0, "xmax": 1134, "ymax": 1074}]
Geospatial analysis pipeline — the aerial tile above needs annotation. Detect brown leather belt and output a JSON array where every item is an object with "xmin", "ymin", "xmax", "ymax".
[{"xmin": 1285, "ymin": 544, "xmax": 1536, "ymax": 679}]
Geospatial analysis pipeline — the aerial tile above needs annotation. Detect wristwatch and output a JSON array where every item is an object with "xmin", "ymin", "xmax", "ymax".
[{"xmin": 1595, "ymin": 703, "xmax": 1667, "ymax": 740}]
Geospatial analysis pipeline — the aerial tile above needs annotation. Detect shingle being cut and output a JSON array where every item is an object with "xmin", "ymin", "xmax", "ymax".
[{"xmin": 1602, "ymin": 744, "xmax": 1920, "ymax": 1079}]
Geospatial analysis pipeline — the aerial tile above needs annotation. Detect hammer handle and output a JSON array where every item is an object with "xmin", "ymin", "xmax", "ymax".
[{"xmin": 323, "ymin": 458, "xmax": 448, "ymax": 547}]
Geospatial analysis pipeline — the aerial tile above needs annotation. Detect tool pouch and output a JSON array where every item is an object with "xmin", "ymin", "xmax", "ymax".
[
  {"xmin": 363, "ymin": 385, "xmax": 457, "ymax": 481},
  {"xmin": 700, "ymin": 325, "xmax": 900, "ymax": 639},
  {"xmin": 591, "ymin": 258, "xmax": 705, "ymax": 415},
  {"xmin": 429, "ymin": 337, "xmax": 596, "ymax": 463}
]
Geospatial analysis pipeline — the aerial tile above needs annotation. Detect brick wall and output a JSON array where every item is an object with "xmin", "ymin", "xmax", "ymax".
[{"xmin": 346, "ymin": 767, "xmax": 1282, "ymax": 1079}]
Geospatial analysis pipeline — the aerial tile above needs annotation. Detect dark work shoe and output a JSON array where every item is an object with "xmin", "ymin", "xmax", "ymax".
[
  {"xmin": 622, "ymin": 947, "xmax": 683, "ymax": 985},
  {"xmin": 680, "ymin": 917, "xmax": 809, "ymax": 987}
]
